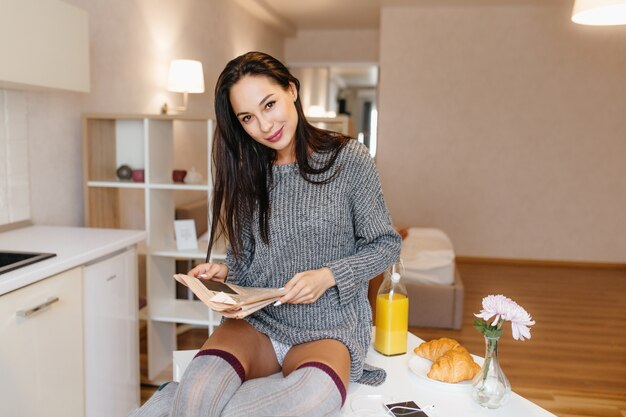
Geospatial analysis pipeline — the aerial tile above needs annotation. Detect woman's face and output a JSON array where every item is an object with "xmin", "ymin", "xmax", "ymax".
[{"xmin": 229, "ymin": 75, "xmax": 299, "ymax": 164}]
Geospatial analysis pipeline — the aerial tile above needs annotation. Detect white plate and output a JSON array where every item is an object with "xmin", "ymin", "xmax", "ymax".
[{"xmin": 408, "ymin": 355, "xmax": 473, "ymax": 390}]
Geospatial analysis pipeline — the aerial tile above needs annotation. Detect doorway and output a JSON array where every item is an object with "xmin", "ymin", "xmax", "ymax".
[{"xmin": 289, "ymin": 65, "xmax": 379, "ymax": 157}]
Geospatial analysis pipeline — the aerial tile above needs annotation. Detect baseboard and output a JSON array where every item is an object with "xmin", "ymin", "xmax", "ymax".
[{"xmin": 455, "ymin": 256, "xmax": 626, "ymax": 270}]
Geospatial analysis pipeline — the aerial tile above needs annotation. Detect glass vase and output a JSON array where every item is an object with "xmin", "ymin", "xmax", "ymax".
[{"xmin": 471, "ymin": 335, "xmax": 512, "ymax": 408}]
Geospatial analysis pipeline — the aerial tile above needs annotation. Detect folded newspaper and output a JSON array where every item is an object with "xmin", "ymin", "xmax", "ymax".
[{"xmin": 173, "ymin": 274, "xmax": 284, "ymax": 319}]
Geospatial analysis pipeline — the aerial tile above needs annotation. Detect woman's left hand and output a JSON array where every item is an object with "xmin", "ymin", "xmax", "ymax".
[{"xmin": 278, "ymin": 267, "xmax": 336, "ymax": 305}]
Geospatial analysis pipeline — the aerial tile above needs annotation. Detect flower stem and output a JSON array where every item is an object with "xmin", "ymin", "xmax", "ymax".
[{"xmin": 482, "ymin": 337, "xmax": 498, "ymax": 381}]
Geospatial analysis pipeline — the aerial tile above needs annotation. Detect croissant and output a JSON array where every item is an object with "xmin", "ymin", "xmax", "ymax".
[
  {"xmin": 413, "ymin": 337, "xmax": 468, "ymax": 361},
  {"xmin": 427, "ymin": 348, "xmax": 481, "ymax": 383}
]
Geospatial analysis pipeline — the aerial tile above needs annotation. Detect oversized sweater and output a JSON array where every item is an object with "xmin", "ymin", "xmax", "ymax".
[{"xmin": 224, "ymin": 139, "xmax": 402, "ymax": 385}]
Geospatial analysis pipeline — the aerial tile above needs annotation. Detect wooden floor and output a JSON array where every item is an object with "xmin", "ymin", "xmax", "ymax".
[{"xmin": 140, "ymin": 261, "xmax": 626, "ymax": 417}]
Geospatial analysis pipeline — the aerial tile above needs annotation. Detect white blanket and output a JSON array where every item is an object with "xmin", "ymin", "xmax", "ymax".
[{"xmin": 400, "ymin": 228, "xmax": 455, "ymax": 285}]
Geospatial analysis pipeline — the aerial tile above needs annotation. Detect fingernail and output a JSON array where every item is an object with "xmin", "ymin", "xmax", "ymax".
[
  {"xmin": 199, "ymin": 274, "xmax": 207, "ymax": 278},
  {"xmin": 278, "ymin": 287, "xmax": 286, "ymax": 291},
  {"xmin": 274, "ymin": 301, "xmax": 282, "ymax": 306}
]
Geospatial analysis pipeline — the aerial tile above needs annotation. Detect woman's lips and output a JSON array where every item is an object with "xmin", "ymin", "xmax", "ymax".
[{"xmin": 266, "ymin": 126, "xmax": 283, "ymax": 143}]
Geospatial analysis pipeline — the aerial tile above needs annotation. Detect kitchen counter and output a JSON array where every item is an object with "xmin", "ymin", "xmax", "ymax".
[{"xmin": 0, "ymin": 225, "xmax": 146, "ymax": 296}]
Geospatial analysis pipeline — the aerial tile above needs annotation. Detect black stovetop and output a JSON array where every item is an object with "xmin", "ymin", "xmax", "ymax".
[{"xmin": 0, "ymin": 251, "xmax": 56, "ymax": 275}]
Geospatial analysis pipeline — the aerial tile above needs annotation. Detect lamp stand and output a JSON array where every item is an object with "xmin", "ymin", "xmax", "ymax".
[{"xmin": 161, "ymin": 91, "xmax": 189, "ymax": 114}]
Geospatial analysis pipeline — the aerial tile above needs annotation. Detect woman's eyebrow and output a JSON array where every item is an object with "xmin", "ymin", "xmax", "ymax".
[
  {"xmin": 236, "ymin": 94, "xmax": 274, "ymax": 117},
  {"xmin": 259, "ymin": 93, "xmax": 274, "ymax": 106}
]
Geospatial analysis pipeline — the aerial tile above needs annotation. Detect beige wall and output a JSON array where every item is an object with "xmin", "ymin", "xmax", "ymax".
[
  {"xmin": 378, "ymin": 3, "xmax": 626, "ymax": 262},
  {"xmin": 286, "ymin": 29, "xmax": 379, "ymax": 64},
  {"xmin": 1, "ymin": 0, "xmax": 284, "ymax": 226}
]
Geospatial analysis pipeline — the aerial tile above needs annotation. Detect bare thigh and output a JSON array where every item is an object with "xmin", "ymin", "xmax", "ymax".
[
  {"xmin": 201, "ymin": 319, "xmax": 281, "ymax": 380},
  {"xmin": 282, "ymin": 339, "xmax": 351, "ymax": 389}
]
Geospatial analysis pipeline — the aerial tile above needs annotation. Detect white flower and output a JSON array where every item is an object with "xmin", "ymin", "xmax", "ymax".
[
  {"xmin": 506, "ymin": 302, "xmax": 535, "ymax": 341},
  {"xmin": 474, "ymin": 294, "xmax": 535, "ymax": 341}
]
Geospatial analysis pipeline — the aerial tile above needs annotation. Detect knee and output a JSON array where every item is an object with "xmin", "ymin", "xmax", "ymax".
[
  {"xmin": 202, "ymin": 320, "xmax": 280, "ymax": 379},
  {"xmin": 282, "ymin": 339, "xmax": 351, "ymax": 387}
]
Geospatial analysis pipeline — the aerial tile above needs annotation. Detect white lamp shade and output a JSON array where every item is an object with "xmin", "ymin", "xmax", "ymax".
[
  {"xmin": 572, "ymin": 0, "xmax": 626, "ymax": 25},
  {"xmin": 167, "ymin": 59, "xmax": 205, "ymax": 93}
]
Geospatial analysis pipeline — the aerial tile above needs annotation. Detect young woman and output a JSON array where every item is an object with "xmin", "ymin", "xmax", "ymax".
[{"xmin": 132, "ymin": 51, "xmax": 401, "ymax": 417}]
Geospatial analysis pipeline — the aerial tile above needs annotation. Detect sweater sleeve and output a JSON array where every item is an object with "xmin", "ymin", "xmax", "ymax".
[{"xmin": 324, "ymin": 143, "xmax": 402, "ymax": 306}]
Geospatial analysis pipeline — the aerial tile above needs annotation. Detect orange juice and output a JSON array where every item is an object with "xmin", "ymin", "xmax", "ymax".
[{"xmin": 374, "ymin": 293, "xmax": 409, "ymax": 355}]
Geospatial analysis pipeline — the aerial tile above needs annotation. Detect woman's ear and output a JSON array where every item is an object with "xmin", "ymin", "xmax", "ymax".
[{"xmin": 289, "ymin": 82, "xmax": 298, "ymax": 102}]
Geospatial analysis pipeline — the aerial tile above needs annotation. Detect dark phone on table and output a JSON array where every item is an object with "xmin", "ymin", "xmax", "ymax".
[
  {"xmin": 199, "ymin": 278, "xmax": 238, "ymax": 295},
  {"xmin": 384, "ymin": 401, "xmax": 428, "ymax": 417}
]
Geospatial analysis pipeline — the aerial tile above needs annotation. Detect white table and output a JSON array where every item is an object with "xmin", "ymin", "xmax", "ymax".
[{"xmin": 173, "ymin": 332, "xmax": 555, "ymax": 417}]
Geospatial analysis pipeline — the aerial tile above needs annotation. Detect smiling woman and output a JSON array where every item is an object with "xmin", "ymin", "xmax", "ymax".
[{"xmin": 129, "ymin": 51, "xmax": 401, "ymax": 417}]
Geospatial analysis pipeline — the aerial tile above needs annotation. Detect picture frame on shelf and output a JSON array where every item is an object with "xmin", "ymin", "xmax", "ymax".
[{"xmin": 174, "ymin": 219, "xmax": 198, "ymax": 251}]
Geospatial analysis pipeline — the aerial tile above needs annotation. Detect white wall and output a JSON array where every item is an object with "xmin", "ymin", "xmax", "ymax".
[
  {"xmin": 0, "ymin": 0, "xmax": 285, "ymax": 226},
  {"xmin": 377, "ymin": 3, "xmax": 626, "ymax": 262},
  {"xmin": 0, "ymin": 90, "xmax": 31, "ymax": 224}
]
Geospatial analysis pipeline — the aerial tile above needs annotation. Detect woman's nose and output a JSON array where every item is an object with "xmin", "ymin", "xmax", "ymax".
[{"xmin": 258, "ymin": 115, "xmax": 273, "ymax": 133}]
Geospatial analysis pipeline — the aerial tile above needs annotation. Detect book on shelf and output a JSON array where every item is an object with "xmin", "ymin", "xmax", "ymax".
[{"xmin": 173, "ymin": 274, "xmax": 284, "ymax": 319}]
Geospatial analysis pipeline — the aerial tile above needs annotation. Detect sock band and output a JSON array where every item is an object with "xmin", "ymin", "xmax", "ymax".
[
  {"xmin": 296, "ymin": 361, "xmax": 347, "ymax": 405},
  {"xmin": 194, "ymin": 348, "xmax": 246, "ymax": 382},
  {"xmin": 156, "ymin": 381, "xmax": 173, "ymax": 391}
]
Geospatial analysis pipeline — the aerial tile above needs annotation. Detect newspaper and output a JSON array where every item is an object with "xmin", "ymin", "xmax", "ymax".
[{"xmin": 173, "ymin": 274, "xmax": 284, "ymax": 319}]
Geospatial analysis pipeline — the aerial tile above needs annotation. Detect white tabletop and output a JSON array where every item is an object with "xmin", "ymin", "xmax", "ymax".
[
  {"xmin": 0, "ymin": 225, "xmax": 146, "ymax": 295},
  {"xmin": 341, "ymin": 332, "xmax": 554, "ymax": 417},
  {"xmin": 173, "ymin": 331, "xmax": 555, "ymax": 417}
]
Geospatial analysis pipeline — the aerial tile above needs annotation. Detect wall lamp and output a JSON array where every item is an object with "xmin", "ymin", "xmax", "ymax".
[{"xmin": 161, "ymin": 59, "xmax": 205, "ymax": 114}]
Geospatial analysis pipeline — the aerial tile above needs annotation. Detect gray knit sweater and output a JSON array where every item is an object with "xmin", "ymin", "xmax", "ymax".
[{"xmin": 224, "ymin": 139, "xmax": 402, "ymax": 386}]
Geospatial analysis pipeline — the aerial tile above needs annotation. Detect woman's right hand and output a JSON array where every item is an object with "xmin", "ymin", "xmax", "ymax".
[{"xmin": 187, "ymin": 262, "xmax": 229, "ymax": 282}]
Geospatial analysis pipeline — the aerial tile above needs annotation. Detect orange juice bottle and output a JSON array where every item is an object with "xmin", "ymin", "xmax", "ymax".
[{"xmin": 374, "ymin": 261, "xmax": 409, "ymax": 356}]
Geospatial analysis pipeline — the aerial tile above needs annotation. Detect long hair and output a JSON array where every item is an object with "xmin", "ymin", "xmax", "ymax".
[{"xmin": 207, "ymin": 51, "xmax": 350, "ymax": 261}]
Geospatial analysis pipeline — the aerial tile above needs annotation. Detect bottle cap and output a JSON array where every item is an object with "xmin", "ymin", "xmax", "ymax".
[{"xmin": 391, "ymin": 272, "xmax": 401, "ymax": 283}]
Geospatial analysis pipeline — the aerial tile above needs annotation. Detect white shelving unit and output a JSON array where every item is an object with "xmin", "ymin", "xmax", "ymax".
[{"xmin": 82, "ymin": 114, "xmax": 225, "ymax": 382}]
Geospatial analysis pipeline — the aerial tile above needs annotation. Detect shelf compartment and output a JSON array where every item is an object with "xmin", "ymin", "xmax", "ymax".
[
  {"xmin": 146, "ymin": 255, "xmax": 223, "ymax": 328},
  {"xmin": 148, "ymin": 188, "xmax": 210, "ymax": 252},
  {"xmin": 83, "ymin": 118, "xmax": 146, "ymax": 182},
  {"xmin": 148, "ymin": 119, "xmax": 211, "ymax": 186},
  {"xmin": 85, "ymin": 187, "xmax": 146, "ymax": 230}
]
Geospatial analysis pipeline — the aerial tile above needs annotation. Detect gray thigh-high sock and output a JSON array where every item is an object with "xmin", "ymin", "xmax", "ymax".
[
  {"xmin": 127, "ymin": 381, "xmax": 179, "ymax": 417},
  {"xmin": 171, "ymin": 349, "xmax": 245, "ymax": 417},
  {"xmin": 221, "ymin": 361, "xmax": 346, "ymax": 417}
]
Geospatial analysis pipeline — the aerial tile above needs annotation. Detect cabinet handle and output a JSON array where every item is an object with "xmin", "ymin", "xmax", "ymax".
[
  {"xmin": 106, "ymin": 274, "xmax": 117, "ymax": 281},
  {"xmin": 16, "ymin": 297, "xmax": 60, "ymax": 318}
]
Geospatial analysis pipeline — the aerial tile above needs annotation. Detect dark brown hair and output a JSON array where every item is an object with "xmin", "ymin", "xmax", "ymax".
[{"xmin": 207, "ymin": 51, "xmax": 350, "ymax": 260}]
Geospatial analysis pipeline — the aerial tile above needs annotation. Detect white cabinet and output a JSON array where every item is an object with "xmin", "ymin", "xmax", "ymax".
[
  {"xmin": 0, "ymin": 0, "xmax": 90, "ymax": 92},
  {"xmin": 0, "ymin": 267, "xmax": 84, "ymax": 417},
  {"xmin": 83, "ymin": 247, "xmax": 139, "ymax": 417},
  {"xmin": 83, "ymin": 114, "xmax": 226, "ymax": 382}
]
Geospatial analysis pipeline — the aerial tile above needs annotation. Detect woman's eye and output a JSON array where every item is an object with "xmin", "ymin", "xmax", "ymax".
[
  {"xmin": 241, "ymin": 115, "xmax": 251, "ymax": 123},
  {"xmin": 265, "ymin": 101, "xmax": 275, "ymax": 109}
]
